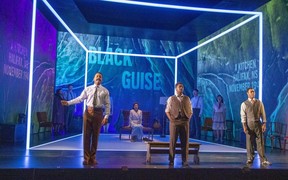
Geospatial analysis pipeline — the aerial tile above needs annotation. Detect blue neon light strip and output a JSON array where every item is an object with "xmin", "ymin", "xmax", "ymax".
[
  {"xmin": 103, "ymin": 0, "xmax": 262, "ymax": 15},
  {"xmin": 26, "ymin": 0, "xmax": 37, "ymax": 149},
  {"xmin": 29, "ymin": 134, "xmax": 82, "ymax": 150},
  {"xmin": 177, "ymin": 14, "xmax": 259, "ymax": 58},
  {"xmin": 84, "ymin": 51, "xmax": 89, "ymax": 110},
  {"xmin": 174, "ymin": 57, "xmax": 178, "ymax": 94},
  {"xmin": 88, "ymin": 50, "xmax": 175, "ymax": 59},
  {"xmin": 42, "ymin": 0, "xmax": 88, "ymax": 51},
  {"xmin": 258, "ymin": 13, "xmax": 263, "ymax": 101}
]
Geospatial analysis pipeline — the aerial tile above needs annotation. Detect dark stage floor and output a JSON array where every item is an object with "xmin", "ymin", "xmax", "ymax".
[{"xmin": 1, "ymin": 133, "xmax": 288, "ymax": 180}]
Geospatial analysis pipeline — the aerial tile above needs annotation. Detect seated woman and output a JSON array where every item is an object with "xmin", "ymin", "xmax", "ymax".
[{"xmin": 129, "ymin": 102, "xmax": 144, "ymax": 142}]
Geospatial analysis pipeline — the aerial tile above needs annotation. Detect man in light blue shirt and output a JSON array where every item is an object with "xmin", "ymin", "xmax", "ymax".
[{"xmin": 190, "ymin": 89, "xmax": 203, "ymax": 139}]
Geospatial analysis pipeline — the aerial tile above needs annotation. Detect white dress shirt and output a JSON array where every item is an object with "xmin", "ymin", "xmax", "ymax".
[
  {"xmin": 191, "ymin": 96, "xmax": 203, "ymax": 115},
  {"xmin": 67, "ymin": 84, "xmax": 111, "ymax": 118}
]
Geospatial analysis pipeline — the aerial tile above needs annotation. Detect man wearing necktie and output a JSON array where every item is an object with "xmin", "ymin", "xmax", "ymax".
[
  {"xmin": 63, "ymin": 84, "xmax": 76, "ymax": 132},
  {"xmin": 61, "ymin": 72, "xmax": 110, "ymax": 165},
  {"xmin": 165, "ymin": 82, "xmax": 193, "ymax": 167},
  {"xmin": 240, "ymin": 87, "xmax": 271, "ymax": 166}
]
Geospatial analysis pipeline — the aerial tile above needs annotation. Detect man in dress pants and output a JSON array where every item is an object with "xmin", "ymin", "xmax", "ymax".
[
  {"xmin": 240, "ymin": 87, "xmax": 271, "ymax": 166},
  {"xmin": 165, "ymin": 82, "xmax": 193, "ymax": 167},
  {"xmin": 190, "ymin": 89, "xmax": 203, "ymax": 139},
  {"xmin": 62, "ymin": 72, "xmax": 110, "ymax": 165}
]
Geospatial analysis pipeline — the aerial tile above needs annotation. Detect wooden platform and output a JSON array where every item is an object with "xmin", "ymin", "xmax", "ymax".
[{"xmin": 146, "ymin": 141, "xmax": 201, "ymax": 164}]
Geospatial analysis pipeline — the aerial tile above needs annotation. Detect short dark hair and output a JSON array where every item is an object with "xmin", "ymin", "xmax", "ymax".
[
  {"xmin": 56, "ymin": 88, "xmax": 62, "ymax": 94},
  {"xmin": 246, "ymin": 87, "xmax": 254, "ymax": 92},
  {"xmin": 193, "ymin": 88, "xmax": 199, "ymax": 92},
  {"xmin": 175, "ymin": 82, "xmax": 183, "ymax": 87}
]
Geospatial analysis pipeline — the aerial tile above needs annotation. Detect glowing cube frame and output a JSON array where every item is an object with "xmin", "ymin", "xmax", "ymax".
[{"xmin": 27, "ymin": 0, "xmax": 263, "ymax": 149}]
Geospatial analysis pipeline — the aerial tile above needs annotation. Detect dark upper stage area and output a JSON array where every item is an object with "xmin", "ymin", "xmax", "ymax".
[{"xmin": 38, "ymin": 0, "xmax": 270, "ymax": 42}]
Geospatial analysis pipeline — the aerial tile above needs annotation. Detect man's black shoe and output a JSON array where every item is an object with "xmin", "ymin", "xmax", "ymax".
[
  {"xmin": 182, "ymin": 161, "xmax": 189, "ymax": 168},
  {"xmin": 143, "ymin": 137, "xmax": 152, "ymax": 142},
  {"xmin": 82, "ymin": 160, "xmax": 89, "ymax": 165},
  {"xmin": 90, "ymin": 159, "xmax": 98, "ymax": 165},
  {"xmin": 246, "ymin": 159, "xmax": 253, "ymax": 164}
]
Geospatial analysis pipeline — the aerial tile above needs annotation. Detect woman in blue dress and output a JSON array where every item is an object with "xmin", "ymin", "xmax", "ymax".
[{"xmin": 129, "ymin": 102, "xmax": 144, "ymax": 142}]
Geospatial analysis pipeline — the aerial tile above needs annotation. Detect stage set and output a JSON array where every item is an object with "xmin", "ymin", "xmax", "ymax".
[
  {"xmin": 1, "ymin": 133, "xmax": 288, "ymax": 179},
  {"xmin": 1, "ymin": 0, "xmax": 288, "ymax": 179}
]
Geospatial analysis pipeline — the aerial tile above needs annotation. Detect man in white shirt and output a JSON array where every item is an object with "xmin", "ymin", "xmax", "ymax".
[{"xmin": 62, "ymin": 72, "xmax": 110, "ymax": 166}]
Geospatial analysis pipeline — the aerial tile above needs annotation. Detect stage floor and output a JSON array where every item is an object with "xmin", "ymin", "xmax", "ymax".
[
  {"xmin": 1, "ymin": 134, "xmax": 287, "ymax": 169},
  {"xmin": 0, "ymin": 133, "xmax": 288, "ymax": 179}
]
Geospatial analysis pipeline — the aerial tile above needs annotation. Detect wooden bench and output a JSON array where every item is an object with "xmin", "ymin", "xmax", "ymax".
[{"xmin": 146, "ymin": 141, "xmax": 201, "ymax": 164}]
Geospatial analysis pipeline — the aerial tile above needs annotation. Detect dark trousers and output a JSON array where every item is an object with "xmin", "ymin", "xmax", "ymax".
[
  {"xmin": 169, "ymin": 120, "xmax": 189, "ymax": 163},
  {"xmin": 246, "ymin": 121, "xmax": 267, "ymax": 162},
  {"xmin": 83, "ymin": 108, "xmax": 103, "ymax": 161},
  {"xmin": 190, "ymin": 108, "xmax": 201, "ymax": 139},
  {"xmin": 65, "ymin": 105, "xmax": 75, "ymax": 131}
]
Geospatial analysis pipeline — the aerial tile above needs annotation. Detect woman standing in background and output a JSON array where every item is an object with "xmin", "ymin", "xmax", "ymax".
[
  {"xmin": 52, "ymin": 88, "xmax": 65, "ymax": 134},
  {"xmin": 212, "ymin": 95, "xmax": 226, "ymax": 143}
]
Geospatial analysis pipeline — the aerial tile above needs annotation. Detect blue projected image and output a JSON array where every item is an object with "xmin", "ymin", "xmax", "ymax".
[
  {"xmin": 196, "ymin": 18, "xmax": 261, "ymax": 140},
  {"xmin": 53, "ymin": 1, "xmax": 288, "ymax": 137},
  {"xmin": 55, "ymin": 32, "xmax": 196, "ymax": 132}
]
